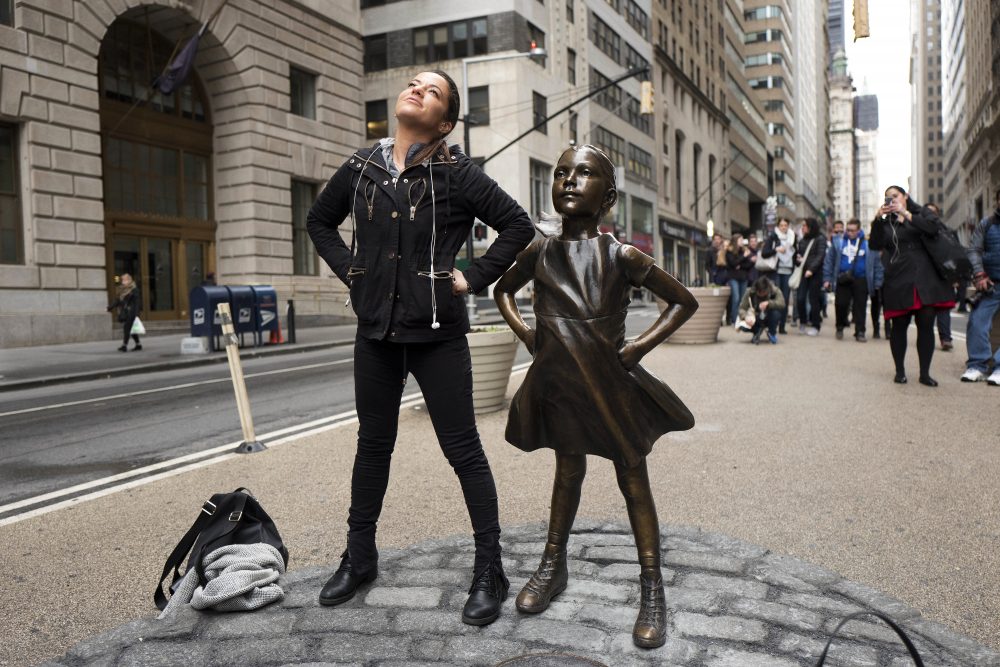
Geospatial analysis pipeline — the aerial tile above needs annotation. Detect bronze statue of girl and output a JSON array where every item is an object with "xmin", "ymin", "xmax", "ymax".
[{"xmin": 494, "ymin": 145, "xmax": 699, "ymax": 648}]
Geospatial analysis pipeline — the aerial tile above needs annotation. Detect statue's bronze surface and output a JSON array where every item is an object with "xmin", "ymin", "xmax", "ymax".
[{"xmin": 494, "ymin": 145, "xmax": 699, "ymax": 648}]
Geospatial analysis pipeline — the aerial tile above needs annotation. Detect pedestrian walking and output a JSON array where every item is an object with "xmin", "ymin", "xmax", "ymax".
[
  {"xmin": 725, "ymin": 234, "xmax": 753, "ymax": 327},
  {"xmin": 866, "ymin": 239, "xmax": 886, "ymax": 338},
  {"xmin": 869, "ymin": 186, "xmax": 955, "ymax": 386},
  {"xmin": 738, "ymin": 276, "xmax": 785, "ymax": 344},
  {"xmin": 926, "ymin": 204, "xmax": 955, "ymax": 351},
  {"xmin": 746, "ymin": 234, "xmax": 761, "ymax": 284},
  {"xmin": 960, "ymin": 189, "xmax": 1000, "ymax": 385},
  {"xmin": 307, "ymin": 70, "xmax": 534, "ymax": 625},
  {"xmin": 794, "ymin": 218, "xmax": 827, "ymax": 336},
  {"xmin": 768, "ymin": 217, "xmax": 796, "ymax": 334},
  {"xmin": 823, "ymin": 219, "xmax": 870, "ymax": 342},
  {"xmin": 106, "ymin": 273, "xmax": 142, "ymax": 352},
  {"xmin": 493, "ymin": 144, "xmax": 698, "ymax": 649}
]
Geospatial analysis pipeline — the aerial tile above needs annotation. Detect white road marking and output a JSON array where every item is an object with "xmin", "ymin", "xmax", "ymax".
[
  {"xmin": 0, "ymin": 359, "xmax": 535, "ymax": 526},
  {"xmin": 0, "ymin": 358, "xmax": 353, "ymax": 418}
]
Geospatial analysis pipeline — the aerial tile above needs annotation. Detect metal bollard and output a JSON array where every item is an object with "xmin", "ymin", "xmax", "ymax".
[{"xmin": 286, "ymin": 299, "xmax": 296, "ymax": 344}]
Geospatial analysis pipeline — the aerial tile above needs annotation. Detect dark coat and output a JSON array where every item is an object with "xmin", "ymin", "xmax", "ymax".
[
  {"xmin": 307, "ymin": 143, "xmax": 534, "ymax": 343},
  {"xmin": 869, "ymin": 205, "xmax": 954, "ymax": 310},
  {"xmin": 795, "ymin": 233, "xmax": 827, "ymax": 275},
  {"xmin": 724, "ymin": 248, "xmax": 753, "ymax": 281},
  {"xmin": 108, "ymin": 287, "xmax": 141, "ymax": 323}
]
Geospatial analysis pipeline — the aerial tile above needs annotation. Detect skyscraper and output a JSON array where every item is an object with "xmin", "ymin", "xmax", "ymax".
[
  {"xmin": 829, "ymin": 51, "xmax": 855, "ymax": 221},
  {"xmin": 853, "ymin": 95, "xmax": 879, "ymax": 132},
  {"xmin": 827, "ymin": 0, "xmax": 846, "ymax": 69},
  {"xmin": 910, "ymin": 0, "xmax": 944, "ymax": 206}
]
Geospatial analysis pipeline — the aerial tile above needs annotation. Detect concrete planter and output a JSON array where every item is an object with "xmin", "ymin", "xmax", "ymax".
[
  {"xmin": 466, "ymin": 327, "xmax": 520, "ymax": 414},
  {"xmin": 657, "ymin": 286, "xmax": 731, "ymax": 344}
]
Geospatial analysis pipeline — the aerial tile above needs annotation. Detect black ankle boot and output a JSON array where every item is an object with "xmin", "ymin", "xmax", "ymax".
[
  {"xmin": 516, "ymin": 546, "xmax": 568, "ymax": 613},
  {"xmin": 319, "ymin": 550, "xmax": 377, "ymax": 606},
  {"xmin": 462, "ymin": 556, "xmax": 509, "ymax": 626}
]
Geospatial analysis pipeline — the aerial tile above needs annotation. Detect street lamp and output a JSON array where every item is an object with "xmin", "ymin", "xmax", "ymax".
[{"xmin": 460, "ymin": 43, "xmax": 546, "ymax": 320}]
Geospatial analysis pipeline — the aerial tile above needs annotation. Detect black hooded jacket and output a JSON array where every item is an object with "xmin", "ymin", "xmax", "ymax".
[
  {"xmin": 307, "ymin": 143, "xmax": 534, "ymax": 342},
  {"xmin": 868, "ymin": 200, "xmax": 953, "ymax": 310}
]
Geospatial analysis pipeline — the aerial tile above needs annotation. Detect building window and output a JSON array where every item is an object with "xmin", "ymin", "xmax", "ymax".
[
  {"xmin": 469, "ymin": 86, "xmax": 490, "ymax": 125},
  {"xmin": 566, "ymin": 0, "xmax": 574, "ymax": 22},
  {"xmin": 592, "ymin": 125, "xmax": 625, "ymax": 167},
  {"xmin": 604, "ymin": 0, "xmax": 621, "ymax": 10},
  {"xmin": 745, "ymin": 29, "xmax": 783, "ymax": 44},
  {"xmin": 592, "ymin": 68, "xmax": 623, "ymax": 111},
  {"xmin": 567, "ymin": 48, "xmax": 577, "ymax": 85},
  {"xmin": 364, "ymin": 34, "xmax": 388, "ymax": 72},
  {"xmin": 529, "ymin": 159, "xmax": 552, "ymax": 222},
  {"xmin": 366, "ymin": 100, "xmax": 388, "ymax": 140},
  {"xmin": 627, "ymin": 143, "xmax": 653, "ymax": 182},
  {"xmin": 674, "ymin": 131, "xmax": 684, "ymax": 214},
  {"xmin": 104, "ymin": 137, "xmax": 211, "ymax": 221},
  {"xmin": 0, "ymin": 123, "xmax": 22, "ymax": 264},
  {"xmin": 414, "ymin": 18, "xmax": 488, "ymax": 64},
  {"xmin": 569, "ymin": 111, "xmax": 578, "ymax": 144},
  {"xmin": 624, "ymin": 44, "xmax": 649, "ymax": 73},
  {"xmin": 631, "ymin": 196, "xmax": 654, "ymax": 255},
  {"xmin": 292, "ymin": 180, "xmax": 318, "ymax": 276},
  {"xmin": 624, "ymin": 0, "xmax": 649, "ymax": 39},
  {"xmin": 590, "ymin": 12, "xmax": 621, "ymax": 63},
  {"xmin": 1, "ymin": 0, "xmax": 12, "ymax": 26},
  {"xmin": 289, "ymin": 67, "xmax": 316, "ymax": 119},
  {"xmin": 533, "ymin": 92, "xmax": 548, "ymax": 134}
]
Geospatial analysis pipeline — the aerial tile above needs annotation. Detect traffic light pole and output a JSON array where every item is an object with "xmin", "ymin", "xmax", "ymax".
[{"xmin": 480, "ymin": 66, "xmax": 650, "ymax": 167}]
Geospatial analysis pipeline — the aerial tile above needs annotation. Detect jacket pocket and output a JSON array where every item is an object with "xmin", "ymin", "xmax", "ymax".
[
  {"xmin": 346, "ymin": 267, "xmax": 367, "ymax": 317},
  {"xmin": 399, "ymin": 269, "xmax": 461, "ymax": 329}
]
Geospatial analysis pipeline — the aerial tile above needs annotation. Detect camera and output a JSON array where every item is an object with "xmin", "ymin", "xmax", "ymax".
[{"xmin": 884, "ymin": 196, "xmax": 893, "ymax": 207}]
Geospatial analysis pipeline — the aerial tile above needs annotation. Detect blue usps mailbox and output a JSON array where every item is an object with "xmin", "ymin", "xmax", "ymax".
[
  {"xmin": 227, "ymin": 285, "xmax": 256, "ymax": 345},
  {"xmin": 189, "ymin": 285, "xmax": 230, "ymax": 350},
  {"xmin": 251, "ymin": 286, "xmax": 279, "ymax": 344}
]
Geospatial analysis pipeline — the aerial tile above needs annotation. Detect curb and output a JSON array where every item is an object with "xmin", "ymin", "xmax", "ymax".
[{"xmin": 0, "ymin": 339, "xmax": 353, "ymax": 393}]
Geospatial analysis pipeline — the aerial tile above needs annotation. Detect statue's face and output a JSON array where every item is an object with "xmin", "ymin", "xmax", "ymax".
[{"xmin": 552, "ymin": 148, "xmax": 616, "ymax": 218}]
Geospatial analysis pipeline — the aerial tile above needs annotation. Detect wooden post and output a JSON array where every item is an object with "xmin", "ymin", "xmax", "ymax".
[{"xmin": 217, "ymin": 302, "xmax": 266, "ymax": 453}]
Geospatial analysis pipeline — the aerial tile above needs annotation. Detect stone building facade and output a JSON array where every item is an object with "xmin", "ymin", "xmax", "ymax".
[
  {"xmin": 829, "ymin": 52, "xmax": 854, "ymax": 222},
  {"xmin": 0, "ymin": 0, "xmax": 362, "ymax": 347}
]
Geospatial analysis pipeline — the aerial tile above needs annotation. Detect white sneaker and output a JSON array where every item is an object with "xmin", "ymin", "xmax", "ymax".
[
  {"xmin": 988, "ymin": 370, "xmax": 1000, "ymax": 386},
  {"xmin": 961, "ymin": 368, "xmax": 987, "ymax": 382},
  {"xmin": 805, "ymin": 327, "xmax": 820, "ymax": 337}
]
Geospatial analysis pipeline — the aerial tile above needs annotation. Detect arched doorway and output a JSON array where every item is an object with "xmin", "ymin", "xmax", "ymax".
[{"xmin": 99, "ymin": 15, "xmax": 214, "ymax": 321}]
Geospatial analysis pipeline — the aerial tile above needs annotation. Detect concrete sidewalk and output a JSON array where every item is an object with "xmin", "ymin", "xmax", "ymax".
[{"xmin": 2, "ymin": 324, "xmax": 999, "ymax": 665}]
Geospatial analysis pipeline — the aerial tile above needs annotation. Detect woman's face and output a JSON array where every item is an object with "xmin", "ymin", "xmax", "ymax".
[
  {"xmin": 121, "ymin": 273, "xmax": 133, "ymax": 287},
  {"xmin": 886, "ymin": 188, "xmax": 907, "ymax": 210},
  {"xmin": 777, "ymin": 219, "xmax": 789, "ymax": 233},
  {"xmin": 395, "ymin": 72, "xmax": 453, "ymax": 136},
  {"xmin": 552, "ymin": 148, "xmax": 616, "ymax": 218}
]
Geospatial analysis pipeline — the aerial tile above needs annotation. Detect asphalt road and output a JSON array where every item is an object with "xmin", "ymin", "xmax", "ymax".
[{"xmin": 0, "ymin": 308, "xmax": 660, "ymax": 512}]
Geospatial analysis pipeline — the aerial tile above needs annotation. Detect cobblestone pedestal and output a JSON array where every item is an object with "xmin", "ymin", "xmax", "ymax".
[{"xmin": 50, "ymin": 522, "xmax": 1000, "ymax": 667}]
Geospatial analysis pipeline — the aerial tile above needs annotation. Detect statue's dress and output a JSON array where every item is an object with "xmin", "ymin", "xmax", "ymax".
[{"xmin": 505, "ymin": 234, "xmax": 695, "ymax": 468}]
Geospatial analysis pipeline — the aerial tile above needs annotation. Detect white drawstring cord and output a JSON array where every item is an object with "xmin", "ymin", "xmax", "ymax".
[{"xmin": 429, "ymin": 157, "xmax": 440, "ymax": 329}]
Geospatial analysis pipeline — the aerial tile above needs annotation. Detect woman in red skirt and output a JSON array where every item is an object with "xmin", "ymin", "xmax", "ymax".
[{"xmin": 869, "ymin": 185, "xmax": 955, "ymax": 385}]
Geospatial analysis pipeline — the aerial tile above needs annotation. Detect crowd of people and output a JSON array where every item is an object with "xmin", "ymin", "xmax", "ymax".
[{"xmin": 704, "ymin": 187, "xmax": 1000, "ymax": 388}]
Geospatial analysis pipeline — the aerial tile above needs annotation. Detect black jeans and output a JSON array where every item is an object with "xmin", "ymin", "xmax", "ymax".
[
  {"xmin": 348, "ymin": 335, "xmax": 501, "ymax": 574},
  {"xmin": 800, "ymin": 274, "xmax": 823, "ymax": 329},
  {"xmin": 834, "ymin": 277, "xmax": 869, "ymax": 335},
  {"xmin": 121, "ymin": 317, "xmax": 140, "ymax": 347},
  {"xmin": 750, "ymin": 308, "xmax": 781, "ymax": 336}
]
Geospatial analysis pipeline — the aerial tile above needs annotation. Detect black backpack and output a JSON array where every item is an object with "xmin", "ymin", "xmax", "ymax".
[{"xmin": 154, "ymin": 488, "xmax": 289, "ymax": 610}]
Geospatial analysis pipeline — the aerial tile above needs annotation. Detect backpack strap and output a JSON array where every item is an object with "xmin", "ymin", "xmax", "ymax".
[{"xmin": 154, "ymin": 491, "xmax": 238, "ymax": 610}]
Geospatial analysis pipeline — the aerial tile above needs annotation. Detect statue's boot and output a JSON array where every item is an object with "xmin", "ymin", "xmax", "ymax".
[
  {"xmin": 516, "ymin": 543, "xmax": 568, "ymax": 613},
  {"xmin": 633, "ymin": 569, "xmax": 667, "ymax": 648}
]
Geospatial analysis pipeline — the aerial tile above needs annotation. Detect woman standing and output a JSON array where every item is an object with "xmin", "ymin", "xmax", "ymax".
[
  {"xmin": 307, "ymin": 71, "xmax": 534, "ymax": 624},
  {"xmin": 769, "ymin": 218, "xmax": 796, "ymax": 333},
  {"xmin": 107, "ymin": 273, "xmax": 142, "ymax": 352},
  {"xmin": 725, "ymin": 234, "xmax": 753, "ymax": 326},
  {"xmin": 794, "ymin": 218, "xmax": 827, "ymax": 336},
  {"xmin": 869, "ymin": 186, "xmax": 954, "ymax": 385}
]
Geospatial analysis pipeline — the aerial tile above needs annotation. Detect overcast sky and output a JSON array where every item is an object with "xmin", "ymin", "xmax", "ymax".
[{"xmin": 843, "ymin": 0, "xmax": 911, "ymax": 192}]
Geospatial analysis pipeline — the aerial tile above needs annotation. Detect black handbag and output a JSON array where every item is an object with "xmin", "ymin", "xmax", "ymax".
[
  {"xmin": 815, "ymin": 611, "xmax": 924, "ymax": 666},
  {"xmin": 922, "ymin": 223, "xmax": 972, "ymax": 283},
  {"xmin": 154, "ymin": 488, "xmax": 289, "ymax": 610}
]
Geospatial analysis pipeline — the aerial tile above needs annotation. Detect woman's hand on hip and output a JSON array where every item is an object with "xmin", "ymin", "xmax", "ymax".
[{"xmin": 452, "ymin": 268, "xmax": 470, "ymax": 296}]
